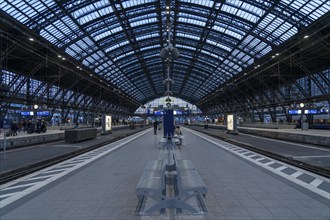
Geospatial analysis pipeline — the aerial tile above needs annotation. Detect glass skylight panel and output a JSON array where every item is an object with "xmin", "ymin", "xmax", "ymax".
[
  {"xmin": 94, "ymin": 30, "xmax": 111, "ymax": 41},
  {"xmin": 113, "ymin": 51, "xmax": 135, "ymax": 61},
  {"xmin": 212, "ymin": 25, "xmax": 243, "ymax": 40},
  {"xmin": 72, "ymin": 1, "xmax": 113, "ymax": 25},
  {"xmin": 130, "ymin": 17, "xmax": 157, "ymax": 27},
  {"xmin": 2, "ymin": 0, "xmax": 56, "ymax": 24},
  {"xmin": 279, "ymin": 23, "xmax": 298, "ymax": 41},
  {"xmin": 129, "ymin": 13, "xmax": 157, "ymax": 23},
  {"xmin": 136, "ymin": 33, "xmax": 159, "ymax": 41},
  {"xmin": 9, "ymin": 9, "xmax": 29, "ymax": 23},
  {"xmin": 236, "ymin": 9, "xmax": 259, "ymax": 23},
  {"xmin": 1, "ymin": 3, "xmax": 12, "ymax": 12},
  {"xmin": 96, "ymin": 66, "xmax": 104, "ymax": 74},
  {"xmin": 258, "ymin": 13, "xmax": 274, "ymax": 29},
  {"xmin": 176, "ymin": 44, "xmax": 196, "ymax": 51},
  {"xmin": 82, "ymin": 59, "xmax": 92, "ymax": 68},
  {"xmin": 20, "ymin": 4, "xmax": 38, "ymax": 19},
  {"xmin": 222, "ymin": 4, "xmax": 239, "ymax": 15},
  {"xmin": 176, "ymin": 32, "xmax": 200, "ymax": 41},
  {"xmin": 180, "ymin": 0, "xmax": 213, "ymax": 7},
  {"xmin": 122, "ymin": 0, "xmax": 156, "ymax": 9},
  {"xmin": 90, "ymin": 51, "xmax": 105, "ymax": 62},
  {"xmin": 309, "ymin": 1, "xmax": 330, "ymax": 21},
  {"xmin": 65, "ymin": 47, "xmax": 78, "ymax": 58},
  {"xmin": 225, "ymin": 29, "xmax": 243, "ymax": 40},
  {"xmin": 40, "ymin": 30, "xmax": 55, "ymax": 44},
  {"xmin": 105, "ymin": 40, "xmax": 129, "ymax": 53},
  {"xmin": 178, "ymin": 17, "xmax": 206, "ymax": 27},
  {"xmin": 140, "ymin": 45, "xmax": 159, "ymax": 51},
  {"xmin": 72, "ymin": 4, "xmax": 93, "ymax": 18},
  {"xmin": 241, "ymin": 1, "xmax": 265, "ymax": 16},
  {"xmin": 206, "ymin": 40, "xmax": 232, "ymax": 52},
  {"xmin": 93, "ymin": 25, "xmax": 123, "ymax": 41},
  {"xmin": 178, "ymin": 12, "xmax": 207, "ymax": 23}
]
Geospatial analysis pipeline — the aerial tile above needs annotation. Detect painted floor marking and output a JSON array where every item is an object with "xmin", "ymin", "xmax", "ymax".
[
  {"xmin": 256, "ymin": 157, "xmax": 265, "ymax": 161},
  {"xmin": 264, "ymin": 161, "xmax": 275, "ymax": 166},
  {"xmin": 0, "ymin": 193, "xmax": 16, "ymax": 199},
  {"xmin": 24, "ymin": 175, "xmax": 55, "ymax": 181},
  {"xmin": 3, "ymin": 182, "xmax": 38, "ymax": 191},
  {"xmin": 291, "ymin": 171, "xmax": 303, "ymax": 178},
  {"xmin": 186, "ymin": 128, "xmax": 330, "ymax": 200},
  {"xmin": 0, "ymin": 129, "xmax": 151, "ymax": 209},
  {"xmin": 275, "ymin": 166, "xmax": 287, "ymax": 171},
  {"xmin": 310, "ymin": 179, "xmax": 323, "ymax": 187}
]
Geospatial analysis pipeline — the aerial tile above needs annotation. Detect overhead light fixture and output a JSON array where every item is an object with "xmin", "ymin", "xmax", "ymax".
[
  {"xmin": 159, "ymin": 44, "xmax": 180, "ymax": 60},
  {"xmin": 29, "ymin": 38, "xmax": 34, "ymax": 41},
  {"xmin": 304, "ymin": 35, "xmax": 309, "ymax": 39}
]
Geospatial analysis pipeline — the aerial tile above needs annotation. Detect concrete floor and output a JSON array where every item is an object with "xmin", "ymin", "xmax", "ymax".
[{"xmin": 0, "ymin": 128, "xmax": 329, "ymax": 220}]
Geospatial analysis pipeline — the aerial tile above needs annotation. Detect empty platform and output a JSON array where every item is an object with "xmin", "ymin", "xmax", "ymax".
[{"xmin": 0, "ymin": 127, "xmax": 329, "ymax": 220}]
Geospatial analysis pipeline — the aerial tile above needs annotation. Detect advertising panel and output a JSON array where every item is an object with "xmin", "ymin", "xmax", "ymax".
[
  {"xmin": 227, "ymin": 114, "xmax": 234, "ymax": 131},
  {"xmin": 227, "ymin": 113, "xmax": 238, "ymax": 134},
  {"xmin": 104, "ymin": 115, "xmax": 112, "ymax": 131}
]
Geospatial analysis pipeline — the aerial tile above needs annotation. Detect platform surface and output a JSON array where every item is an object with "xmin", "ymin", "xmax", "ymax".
[{"xmin": 0, "ymin": 127, "xmax": 329, "ymax": 220}]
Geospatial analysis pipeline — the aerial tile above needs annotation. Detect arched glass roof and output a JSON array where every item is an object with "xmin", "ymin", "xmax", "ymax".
[{"xmin": 1, "ymin": 0, "xmax": 329, "ymax": 105}]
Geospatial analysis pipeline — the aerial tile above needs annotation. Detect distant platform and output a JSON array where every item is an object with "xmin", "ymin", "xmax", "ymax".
[
  {"xmin": 0, "ymin": 125, "xmax": 132, "ymax": 149},
  {"xmin": 193, "ymin": 124, "xmax": 330, "ymax": 147}
]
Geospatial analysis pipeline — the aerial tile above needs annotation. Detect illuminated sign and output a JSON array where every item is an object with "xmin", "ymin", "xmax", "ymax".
[
  {"xmin": 21, "ymin": 111, "xmax": 31, "ymax": 116},
  {"xmin": 173, "ymin": 110, "xmax": 182, "ymax": 115},
  {"xmin": 154, "ymin": 110, "xmax": 164, "ymax": 115},
  {"xmin": 288, "ymin": 109, "xmax": 299, "ymax": 115},
  {"xmin": 102, "ymin": 114, "xmax": 112, "ymax": 132},
  {"xmin": 288, "ymin": 108, "xmax": 318, "ymax": 115},
  {"xmin": 37, "ymin": 111, "xmax": 50, "ymax": 116},
  {"xmin": 227, "ymin": 113, "xmax": 238, "ymax": 134},
  {"xmin": 105, "ymin": 115, "xmax": 112, "ymax": 131},
  {"xmin": 227, "ymin": 114, "xmax": 234, "ymax": 131}
]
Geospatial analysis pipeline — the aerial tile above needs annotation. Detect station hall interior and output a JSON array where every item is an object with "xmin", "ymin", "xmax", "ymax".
[{"xmin": 0, "ymin": 0, "xmax": 330, "ymax": 220}]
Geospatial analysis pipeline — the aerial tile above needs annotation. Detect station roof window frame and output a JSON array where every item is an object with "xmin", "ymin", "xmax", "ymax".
[{"xmin": 1, "ymin": 0, "xmax": 329, "ymax": 105}]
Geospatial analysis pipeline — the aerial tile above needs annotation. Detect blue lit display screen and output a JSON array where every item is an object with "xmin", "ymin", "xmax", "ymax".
[
  {"xmin": 304, "ymin": 109, "xmax": 318, "ymax": 114},
  {"xmin": 173, "ymin": 110, "xmax": 182, "ymax": 115},
  {"xmin": 288, "ymin": 109, "xmax": 299, "ymax": 115},
  {"xmin": 37, "ymin": 111, "xmax": 50, "ymax": 116},
  {"xmin": 21, "ymin": 111, "xmax": 32, "ymax": 116},
  {"xmin": 154, "ymin": 111, "xmax": 164, "ymax": 115}
]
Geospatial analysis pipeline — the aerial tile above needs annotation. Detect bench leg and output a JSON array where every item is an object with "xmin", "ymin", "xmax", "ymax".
[{"xmin": 145, "ymin": 198, "xmax": 200, "ymax": 214}]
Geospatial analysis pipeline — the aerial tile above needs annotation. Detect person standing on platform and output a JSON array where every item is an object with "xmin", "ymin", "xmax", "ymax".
[
  {"xmin": 153, "ymin": 120, "xmax": 158, "ymax": 135},
  {"xmin": 174, "ymin": 125, "xmax": 183, "ymax": 145},
  {"xmin": 10, "ymin": 121, "xmax": 18, "ymax": 136}
]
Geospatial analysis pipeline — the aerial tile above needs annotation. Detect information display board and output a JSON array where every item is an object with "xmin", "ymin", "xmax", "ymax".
[
  {"xmin": 102, "ymin": 114, "xmax": 112, "ymax": 134},
  {"xmin": 227, "ymin": 113, "xmax": 238, "ymax": 135}
]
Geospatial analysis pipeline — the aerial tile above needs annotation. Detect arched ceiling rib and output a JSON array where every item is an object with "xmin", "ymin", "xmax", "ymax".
[{"xmin": 1, "ymin": 0, "xmax": 329, "ymax": 107}]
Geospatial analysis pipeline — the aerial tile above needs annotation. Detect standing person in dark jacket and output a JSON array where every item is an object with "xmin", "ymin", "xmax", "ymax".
[
  {"xmin": 153, "ymin": 120, "xmax": 158, "ymax": 135},
  {"xmin": 10, "ymin": 121, "xmax": 18, "ymax": 136}
]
